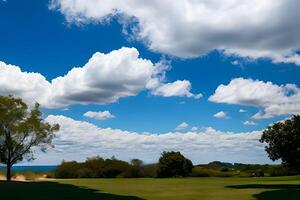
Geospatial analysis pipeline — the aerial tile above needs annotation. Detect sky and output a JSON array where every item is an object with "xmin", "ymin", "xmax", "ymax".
[{"xmin": 1, "ymin": 0, "xmax": 300, "ymax": 165}]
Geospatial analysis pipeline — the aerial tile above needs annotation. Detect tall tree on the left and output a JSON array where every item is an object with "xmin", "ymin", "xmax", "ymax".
[{"xmin": 0, "ymin": 96, "xmax": 59, "ymax": 181}]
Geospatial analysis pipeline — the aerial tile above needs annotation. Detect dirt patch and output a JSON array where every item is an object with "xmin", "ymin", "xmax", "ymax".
[
  {"xmin": 0, "ymin": 174, "xmax": 5, "ymax": 180},
  {"xmin": 13, "ymin": 175, "xmax": 26, "ymax": 181}
]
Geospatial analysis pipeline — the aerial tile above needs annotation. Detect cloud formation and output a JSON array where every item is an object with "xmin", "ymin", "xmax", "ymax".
[
  {"xmin": 243, "ymin": 121, "xmax": 257, "ymax": 126},
  {"xmin": 0, "ymin": 47, "xmax": 199, "ymax": 108},
  {"xmin": 175, "ymin": 122, "xmax": 189, "ymax": 131},
  {"xmin": 84, "ymin": 110, "xmax": 115, "ymax": 120},
  {"xmin": 0, "ymin": 61, "xmax": 51, "ymax": 105},
  {"xmin": 209, "ymin": 78, "xmax": 300, "ymax": 119},
  {"xmin": 50, "ymin": 0, "xmax": 300, "ymax": 65},
  {"xmin": 38, "ymin": 115, "xmax": 266, "ymax": 164},
  {"xmin": 151, "ymin": 80, "xmax": 202, "ymax": 99},
  {"xmin": 213, "ymin": 111, "xmax": 228, "ymax": 119}
]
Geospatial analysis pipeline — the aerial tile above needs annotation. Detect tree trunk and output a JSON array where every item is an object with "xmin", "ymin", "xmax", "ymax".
[{"xmin": 6, "ymin": 164, "xmax": 11, "ymax": 181}]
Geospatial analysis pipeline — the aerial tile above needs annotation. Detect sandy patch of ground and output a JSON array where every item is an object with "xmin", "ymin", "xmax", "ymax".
[
  {"xmin": 13, "ymin": 175, "xmax": 26, "ymax": 181},
  {"xmin": 0, "ymin": 173, "xmax": 48, "ymax": 181},
  {"xmin": 0, "ymin": 174, "xmax": 5, "ymax": 180}
]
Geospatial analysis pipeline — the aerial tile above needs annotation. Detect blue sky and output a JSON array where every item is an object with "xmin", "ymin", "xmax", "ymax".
[{"xmin": 1, "ymin": 0, "xmax": 300, "ymax": 164}]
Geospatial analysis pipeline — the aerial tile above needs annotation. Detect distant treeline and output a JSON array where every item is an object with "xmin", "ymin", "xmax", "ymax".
[{"xmin": 54, "ymin": 152, "xmax": 299, "ymax": 179}]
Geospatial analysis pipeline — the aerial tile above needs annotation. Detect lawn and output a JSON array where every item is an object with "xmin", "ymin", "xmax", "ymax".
[{"xmin": 0, "ymin": 176, "xmax": 300, "ymax": 200}]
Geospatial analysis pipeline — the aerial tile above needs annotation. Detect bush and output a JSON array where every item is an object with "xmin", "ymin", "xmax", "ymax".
[
  {"xmin": 250, "ymin": 169, "xmax": 264, "ymax": 177},
  {"xmin": 220, "ymin": 167, "xmax": 229, "ymax": 172},
  {"xmin": 54, "ymin": 161, "xmax": 82, "ymax": 178},
  {"xmin": 141, "ymin": 164, "xmax": 158, "ymax": 178},
  {"xmin": 157, "ymin": 151, "xmax": 193, "ymax": 177},
  {"xmin": 55, "ymin": 157, "xmax": 131, "ymax": 178},
  {"xmin": 191, "ymin": 167, "xmax": 237, "ymax": 177}
]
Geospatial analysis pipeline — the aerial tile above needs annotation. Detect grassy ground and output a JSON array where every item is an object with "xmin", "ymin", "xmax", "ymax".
[{"xmin": 0, "ymin": 176, "xmax": 300, "ymax": 200}]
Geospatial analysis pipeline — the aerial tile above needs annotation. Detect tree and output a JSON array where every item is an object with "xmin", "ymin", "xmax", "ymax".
[
  {"xmin": 260, "ymin": 115, "xmax": 300, "ymax": 171},
  {"xmin": 0, "ymin": 96, "xmax": 59, "ymax": 181},
  {"xmin": 131, "ymin": 158, "xmax": 143, "ymax": 167},
  {"xmin": 157, "ymin": 151, "xmax": 193, "ymax": 177}
]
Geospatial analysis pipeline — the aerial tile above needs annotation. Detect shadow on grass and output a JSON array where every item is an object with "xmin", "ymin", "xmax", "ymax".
[
  {"xmin": 0, "ymin": 181, "xmax": 144, "ymax": 200},
  {"xmin": 227, "ymin": 184, "xmax": 300, "ymax": 200}
]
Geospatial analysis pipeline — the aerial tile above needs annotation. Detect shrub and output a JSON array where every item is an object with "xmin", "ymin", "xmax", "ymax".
[
  {"xmin": 157, "ymin": 151, "xmax": 193, "ymax": 177},
  {"xmin": 54, "ymin": 161, "xmax": 82, "ymax": 178},
  {"xmin": 220, "ymin": 167, "xmax": 229, "ymax": 172},
  {"xmin": 55, "ymin": 157, "xmax": 130, "ymax": 178},
  {"xmin": 141, "ymin": 164, "xmax": 158, "ymax": 178}
]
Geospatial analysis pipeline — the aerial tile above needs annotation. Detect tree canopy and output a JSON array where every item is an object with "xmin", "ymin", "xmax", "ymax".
[
  {"xmin": 260, "ymin": 115, "xmax": 300, "ymax": 171},
  {"xmin": 157, "ymin": 151, "xmax": 193, "ymax": 177},
  {"xmin": 0, "ymin": 95, "xmax": 59, "ymax": 180}
]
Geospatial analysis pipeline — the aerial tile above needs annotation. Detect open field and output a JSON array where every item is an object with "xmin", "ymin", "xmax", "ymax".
[{"xmin": 0, "ymin": 176, "xmax": 300, "ymax": 200}]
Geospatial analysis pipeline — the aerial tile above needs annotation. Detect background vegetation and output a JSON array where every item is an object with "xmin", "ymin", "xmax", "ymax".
[{"xmin": 54, "ymin": 155, "xmax": 299, "ymax": 179}]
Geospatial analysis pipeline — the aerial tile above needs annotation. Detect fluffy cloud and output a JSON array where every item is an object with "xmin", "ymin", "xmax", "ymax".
[
  {"xmin": 209, "ymin": 78, "xmax": 300, "ymax": 119},
  {"xmin": 0, "ymin": 61, "xmax": 51, "ymax": 105},
  {"xmin": 50, "ymin": 0, "xmax": 300, "ymax": 65},
  {"xmin": 35, "ymin": 115, "xmax": 266, "ymax": 164},
  {"xmin": 191, "ymin": 127, "xmax": 198, "ymax": 132},
  {"xmin": 84, "ymin": 110, "xmax": 115, "ymax": 120},
  {"xmin": 49, "ymin": 47, "xmax": 162, "ymax": 107},
  {"xmin": 213, "ymin": 111, "xmax": 228, "ymax": 119},
  {"xmin": 151, "ymin": 80, "xmax": 202, "ymax": 99},
  {"xmin": 243, "ymin": 121, "xmax": 257, "ymax": 126},
  {"xmin": 0, "ymin": 47, "xmax": 199, "ymax": 108},
  {"xmin": 175, "ymin": 122, "xmax": 189, "ymax": 131}
]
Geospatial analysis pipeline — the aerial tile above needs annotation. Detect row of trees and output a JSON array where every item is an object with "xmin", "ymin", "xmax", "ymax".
[
  {"xmin": 0, "ymin": 95, "xmax": 300, "ymax": 181},
  {"xmin": 55, "ymin": 151, "xmax": 193, "ymax": 178}
]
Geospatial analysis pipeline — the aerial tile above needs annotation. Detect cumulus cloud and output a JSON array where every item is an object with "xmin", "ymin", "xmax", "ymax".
[
  {"xmin": 151, "ymin": 80, "xmax": 202, "ymax": 99},
  {"xmin": 175, "ymin": 122, "xmax": 189, "ymax": 131},
  {"xmin": 35, "ymin": 115, "xmax": 266, "ymax": 164},
  {"xmin": 191, "ymin": 126, "xmax": 198, "ymax": 132},
  {"xmin": 0, "ymin": 47, "xmax": 199, "ymax": 108},
  {"xmin": 0, "ymin": 61, "xmax": 51, "ymax": 105},
  {"xmin": 239, "ymin": 109, "xmax": 247, "ymax": 113},
  {"xmin": 49, "ymin": 47, "xmax": 163, "ymax": 107},
  {"xmin": 84, "ymin": 110, "xmax": 115, "ymax": 120},
  {"xmin": 50, "ymin": 0, "xmax": 300, "ymax": 65},
  {"xmin": 231, "ymin": 60, "xmax": 240, "ymax": 66},
  {"xmin": 243, "ymin": 121, "xmax": 257, "ymax": 126},
  {"xmin": 213, "ymin": 111, "xmax": 228, "ymax": 119},
  {"xmin": 209, "ymin": 78, "xmax": 300, "ymax": 119}
]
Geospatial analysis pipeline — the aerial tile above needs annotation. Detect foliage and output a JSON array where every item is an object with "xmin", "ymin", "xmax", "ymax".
[
  {"xmin": 55, "ymin": 155, "xmax": 300, "ymax": 179},
  {"xmin": 157, "ymin": 151, "xmax": 193, "ymax": 177},
  {"xmin": 0, "ymin": 95, "xmax": 59, "ymax": 180},
  {"xmin": 260, "ymin": 115, "xmax": 300, "ymax": 171},
  {"xmin": 55, "ymin": 156, "xmax": 130, "ymax": 178}
]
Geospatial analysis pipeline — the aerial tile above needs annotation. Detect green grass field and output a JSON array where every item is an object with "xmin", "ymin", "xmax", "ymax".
[{"xmin": 1, "ymin": 176, "xmax": 300, "ymax": 200}]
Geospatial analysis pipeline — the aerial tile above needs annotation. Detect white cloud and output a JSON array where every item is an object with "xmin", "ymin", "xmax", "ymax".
[
  {"xmin": 213, "ymin": 111, "xmax": 228, "ymax": 119},
  {"xmin": 32, "ymin": 115, "xmax": 266, "ymax": 165},
  {"xmin": 231, "ymin": 60, "xmax": 239, "ymax": 66},
  {"xmin": 50, "ymin": 0, "xmax": 300, "ymax": 65},
  {"xmin": 0, "ymin": 47, "xmax": 199, "ymax": 108},
  {"xmin": 151, "ymin": 80, "xmax": 202, "ymax": 99},
  {"xmin": 209, "ymin": 78, "xmax": 300, "ymax": 119},
  {"xmin": 191, "ymin": 126, "xmax": 198, "ymax": 131},
  {"xmin": 239, "ymin": 109, "xmax": 247, "ymax": 113},
  {"xmin": 243, "ymin": 121, "xmax": 257, "ymax": 126},
  {"xmin": 49, "ymin": 47, "xmax": 163, "ymax": 107},
  {"xmin": 175, "ymin": 122, "xmax": 189, "ymax": 131},
  {"xmin": 0, "ymin": 61, "xmax": 51, "ymax": 105},
  {"xmin": 84, "ymin": 110, "xmax": 115, "ymax": 120}
]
